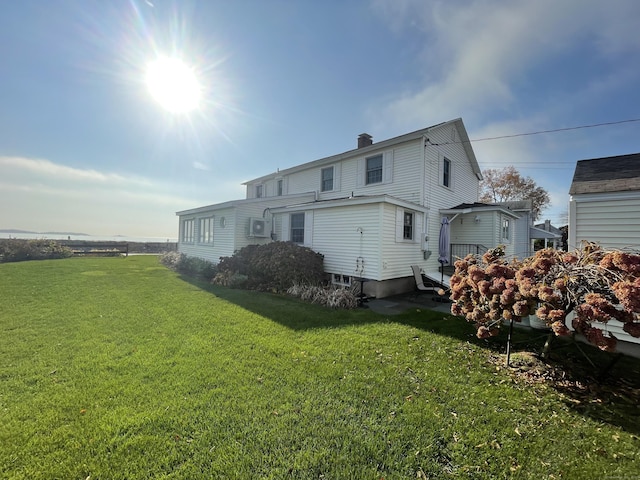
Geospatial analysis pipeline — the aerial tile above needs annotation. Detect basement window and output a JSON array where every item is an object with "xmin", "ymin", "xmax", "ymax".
[{"xmin": 332, "ymin": 274, "xmax": 351, "ymax": 287}]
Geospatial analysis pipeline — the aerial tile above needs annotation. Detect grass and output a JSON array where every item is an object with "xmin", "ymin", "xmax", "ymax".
[{"xmin": 1, "ymin": 256, "xmax": 639, "ymax": 479}]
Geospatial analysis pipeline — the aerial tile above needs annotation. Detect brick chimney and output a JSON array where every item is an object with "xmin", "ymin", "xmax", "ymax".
[{"xmin": 357, "ymin": 133, "xmax": 373, "ymax": 148}]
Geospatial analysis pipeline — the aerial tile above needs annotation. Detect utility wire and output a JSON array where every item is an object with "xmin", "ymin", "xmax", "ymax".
[
  {"xmin": 426, "ymin": 118, "xmax": 640, "ymax": 146},
  {"xmin": 471, "ymin": 118, "xmax": 640, "ymax": 142}
]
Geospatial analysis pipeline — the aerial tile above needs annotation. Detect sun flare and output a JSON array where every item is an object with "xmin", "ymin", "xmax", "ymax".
[{"xmin": 145, "ymin": 57, "xmax": 202, "ymax": 114}]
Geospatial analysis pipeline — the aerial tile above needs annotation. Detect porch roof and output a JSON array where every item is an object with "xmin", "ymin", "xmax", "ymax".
[
  {"xmin": 439, "ymin": 202, "xmax": 520, "ymax": 219},
  {"xmin": 530, "ymin": 226, "xmax": 562, "ymax": 240},
  {"xmin": 268, "ymin": 194, "xmax": 429, "ymax": 214}
]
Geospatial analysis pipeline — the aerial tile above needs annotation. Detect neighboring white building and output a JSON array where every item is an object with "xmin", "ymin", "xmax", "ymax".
[
  {"xmin": 568, "ymin": 152, "xmax": 640, "ymax": 351},
  {"xmin": 568, "ymin": 152, "xmax": 640, "ymax": 251},
  {"xmin": 177, "ymin": 118, "xmax": 503, "ymax": 298},
  {"xmin": 534, "ymin": 220, "xmax": 564, "ymax": 250}
]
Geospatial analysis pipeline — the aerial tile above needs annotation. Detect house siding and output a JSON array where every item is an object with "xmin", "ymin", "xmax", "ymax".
[
  {"xmin": 310, "ymin": 203, "xmax": 383, "ymax": 279},
  {"xmin": 569, "ymin": 194, "xmax": 640, "ymax": 250},
  {"xmin": 335, "ymin": 141, "xmax": 423, "ymax": 203},
  {"xmin": 512, "ymin": 211, "xmax": 533, "ymax": 259},
  {"xmin": 177, "ymin": 194, "xmax": 316, "ymax": 263},
  {"xmin": 568, "ymin": 183, "xmax": 640, "ymax": 349},
  {"xmin": 379, "ymin": 203, "xmax": 425, "ymax": 280},
  {"xmin": 425, "ymin": 125, "xmax": 479, "ymax": 212},
  {"xmin": 446, "ymin": 212, "xmax": 495, "ymax": 260},
  {"xmin": 177, "ymin": 118, "xmax": 486, "ymax": 298},
  {"xmin": 426, "ymin": 125, "xmax": 482, "ymax": 267}
]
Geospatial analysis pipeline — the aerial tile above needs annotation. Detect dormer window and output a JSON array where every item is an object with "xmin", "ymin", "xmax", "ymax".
[{"xmin": 256, "ymin": 184, "xmax": 263, "ymax": 198}]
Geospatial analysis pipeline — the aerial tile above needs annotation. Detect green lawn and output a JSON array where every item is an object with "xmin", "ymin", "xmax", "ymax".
[{"xmin": 1, "ymin": 256, "xmax": 638, "ymax": 479}]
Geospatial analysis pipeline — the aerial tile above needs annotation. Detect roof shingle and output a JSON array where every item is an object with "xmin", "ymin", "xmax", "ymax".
[{"xmin": 569, "ymin": 153, "xmax": 640, "ymax": 195}]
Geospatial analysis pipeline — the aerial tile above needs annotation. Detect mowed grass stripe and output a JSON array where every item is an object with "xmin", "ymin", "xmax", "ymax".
[{"xmin": 0, "ymin": 256, "xmax": 638, "ymax": 479}]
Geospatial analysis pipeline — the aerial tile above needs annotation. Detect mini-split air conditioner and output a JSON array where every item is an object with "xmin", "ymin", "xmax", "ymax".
[{"xmin": 248, "ymin": 218, "xmax": 270, "ymax": 237}]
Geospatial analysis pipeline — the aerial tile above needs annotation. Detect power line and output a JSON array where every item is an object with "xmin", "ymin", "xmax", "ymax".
[
  {"xmin": 426, "ymin": 118, "xmax": 640, "ymax": 146},
  {"xmin": 471, "ymin": 118, "xmax": 640, "ymax": 143}
]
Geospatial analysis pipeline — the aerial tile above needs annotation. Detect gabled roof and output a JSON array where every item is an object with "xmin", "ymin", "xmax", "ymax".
[
  {"xmin": 569, "ymin": 153, "xmax": 640, "ymax": 195},
  {"xmin": 243, "ymin": 118, "xmax": 482, "ymax": 184}
]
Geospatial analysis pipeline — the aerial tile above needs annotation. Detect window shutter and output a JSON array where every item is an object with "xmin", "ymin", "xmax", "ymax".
[
  {"xmin": 356, "ymin": 158, "xmax": 364, "ymax": 187},
  {"xmin": 281, "ymin": 214, "xmax": 290, "ymax": 241},
  {"xmin": 304, "ymin": 211, "xmax": 313, "ymax": 247},
  {"xmin": 395, "ymin": 208, "xmax": 403, "ymax": 242},
  {"xmin": 383, "ymin": 150, "xmax": 394, "ymax": 184},
  {"xmin": 333, "ymin": 163, "xmax": 341, "ymax": 191}
]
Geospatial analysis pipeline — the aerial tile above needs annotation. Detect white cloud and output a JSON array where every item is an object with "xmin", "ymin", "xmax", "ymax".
[
  {"xmin": 0, "ymin": 156, "xmax": 244, "ymax": 237},
  {"xmin": 0, "ymin": 156, "xmax": 152, "ymax": 189},
  {"xmin": 372, "ymin": 0, "xmax": 640, "ymax": 130},
  {"xmin": 193, "ymin": 161, "xmax": 210, "ymax": 171},
  {"xmin": 368, "ymin": 0, "xmax": 640, "ymax": 226}
]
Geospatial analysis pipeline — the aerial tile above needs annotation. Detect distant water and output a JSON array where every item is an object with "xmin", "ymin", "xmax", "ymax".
[{"xmin": 0, "ymin": 232, "xmax": 177, "ymax": 243}]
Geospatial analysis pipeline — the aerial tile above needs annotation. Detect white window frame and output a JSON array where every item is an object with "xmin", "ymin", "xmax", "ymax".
[
  {"xmin": 366, "ymin": 154, "xmax": 383, "ymax": 185},
  {"xmin": 442, "ymin": 157, "xmax": 452, "ymax": 188},
  {"xmin": 331, "ymin": 274, "xmax": 351, "ymax": 287},
  {"xmin": 182, "ymin": 219, "xmax": 195, "ymax": 243},
  {"xmin": 502, "ymin": 218, "xmax": 510, "ymax": 241},
  {"xmin": 403, "ymin": 211, "xmax": 414, "ymax": 240},
  {"xmin": 357, "ymin": 151, "xmax": 393, "ymax": 187},
  {"xmin": 255, "ymin": 184, "xmax": 264, "ymax": 198},
  {"xmin": 198, "ymin": 216, "xmax": 214, "ymax": 244},
  {"xmin": 290, "ymin": 213, "xmax": 305, "ymax": 244},
  {"xmin": 277, "ymin": 179, "xmax": 283, "ymax": 196},
  {"xmin": 321, "ymin": 166, "xmax": 334, "ymax": 192}
]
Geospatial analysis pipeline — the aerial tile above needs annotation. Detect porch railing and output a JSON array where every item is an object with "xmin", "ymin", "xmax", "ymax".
[{"xmin": 449, "ymin": 244, "xmax": 489, "ymax": 264}]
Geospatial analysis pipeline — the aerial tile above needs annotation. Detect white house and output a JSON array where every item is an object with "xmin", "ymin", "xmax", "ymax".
[
  {"xmin": 568, "ymin": 152, "xmax": 640, "ymax": 251},
  {"xmin": 177, "ymin": 118, "xmax": 541, "ymax": 298},
  {"xmin": 568, "ymin": 152, "xmax": 640, "ymax": 353}
]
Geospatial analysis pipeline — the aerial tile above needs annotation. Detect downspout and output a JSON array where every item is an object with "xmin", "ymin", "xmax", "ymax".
[
  {"xmin": 422, "ymin": 135, "xmax": 432, "ymax": 259},
  {"xmin": 262, "ymin": 207, "xmax": 276, "ymax": 241}
]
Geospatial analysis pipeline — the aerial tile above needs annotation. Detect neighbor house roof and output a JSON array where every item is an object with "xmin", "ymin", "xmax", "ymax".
[{"xmin": 569, "ymin": 153, "xmax": 640, "ymax": 195}]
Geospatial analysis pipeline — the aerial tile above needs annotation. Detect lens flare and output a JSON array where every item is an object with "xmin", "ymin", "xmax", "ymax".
[{"xmin": 145, "ymin": 56, "xmax": 202, "ymax": 114}]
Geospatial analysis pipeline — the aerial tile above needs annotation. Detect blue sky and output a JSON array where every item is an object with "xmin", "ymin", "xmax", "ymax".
[{"xmin": 1, "ymin": 0, "xmax": 639, "ymax": 239}]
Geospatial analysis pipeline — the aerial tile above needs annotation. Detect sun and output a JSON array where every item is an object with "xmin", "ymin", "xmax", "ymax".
[{"xmin": 145, "ymin": 56, "xmax": 202, "ymax": 114}]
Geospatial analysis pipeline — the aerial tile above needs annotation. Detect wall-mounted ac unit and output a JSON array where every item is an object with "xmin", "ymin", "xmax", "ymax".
[{"xmin": 249, "ymin": 217, "xmax": 270, "ymax": 237}]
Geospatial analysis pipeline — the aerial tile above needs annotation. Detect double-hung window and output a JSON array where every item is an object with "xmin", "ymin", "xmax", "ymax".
[
  {"xmin": 255, "ymin": 185, "xmax": 263, "ymax": 198},
  {"xmin": 321, "ymin": 166, "xmax": 334, "ymax": 192},
  {"xmin": 366, "ymin": 155, "xmax": 383, "ymax": 185},
  {"xmin": 182, "ymin": 219, "xmax": 194, "ymax": 243},
  {"xmin": 277, "ymin": 179, "xmax": 283, "ymax": 196},
  {"xmin": 502, "ymin": 218, "xmax": 510, "ymax": 240},
  {"xmin": 403, "ymin": 211, "xmax": 414, "ymax": 240},
  {"xmin": 290, "ymin": 213, "xmax": 305, "ymax": 244},
  {"xmin": 198, "ymin": 217, "xmax": 214, "ymax": 244},
  {"xmin": 443, "ymin": 157, "xmax": 451, "ymax": 188}
]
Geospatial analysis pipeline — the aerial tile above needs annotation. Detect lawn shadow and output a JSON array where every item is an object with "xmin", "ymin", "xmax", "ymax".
[
  {"xmin": 482, "ymin": 329, "xmax": 640, "ymax": 436},
  {"xmin": 179, "ymin": 274, "xmax": 470, "ymax": 333},
  {"xmin": 179, "ymin": 274, "xmax": 640, "ymax": 435}
]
